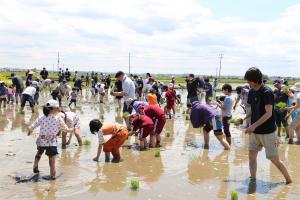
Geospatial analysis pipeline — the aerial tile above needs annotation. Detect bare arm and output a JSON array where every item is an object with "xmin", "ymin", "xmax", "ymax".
[
  {"xmin": 233, "ymin": 97, "xmax": 241, "ymax": 110},
  {"xmin": 93, "ymin": 144, "xmax": 103, "ymax": 161}
]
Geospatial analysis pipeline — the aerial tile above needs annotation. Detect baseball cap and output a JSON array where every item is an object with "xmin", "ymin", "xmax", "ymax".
[
  {"xmin": 46, "ymin": 99, "xmax": 59, "ymax": 108},
  {"xmin": 273, "ymin": 79, "xmax": 282, "ymax": 85}
]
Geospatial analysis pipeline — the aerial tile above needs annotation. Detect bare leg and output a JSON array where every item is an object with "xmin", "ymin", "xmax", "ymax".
[
  {"xmin": 249, "ymin": 150, "xmax": 258, "ymax": 179},
  {"xmin": 150, "ymin": 134, "xmax": 156, "ymax": 148},
  {"xmin": 216, "ymin": 135, "xmax": 230, "ymax": 150},
  {"xmin": 33, "ymin": 151, "xmax": 43, "ymax": 173},
  {"xmin": 284, "ymin": 126, "xmax": 289, "ymax": 139},
  {"xmin": 74, "ymin": 129, "xmax": 82, "ymax": 146},
  {"xmin": 203, "ymin": 130, "xmax": 210, "ymax": 146},
  {"xmin": 270, "ymin": 158, "xmax": 292, "ymax": 184},
  {"xmin": 49, "ymin": 156, "xmax": 56, "ymax": 179}
]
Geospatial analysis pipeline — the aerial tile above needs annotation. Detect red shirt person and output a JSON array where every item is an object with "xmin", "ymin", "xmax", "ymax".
[
  {"xmin": 138, "ymin": 105, "xmax": 166, "ymax": 147},
  {"xmin": 130, "ymin": 115, "xmax": 154, "ymax": 150}
]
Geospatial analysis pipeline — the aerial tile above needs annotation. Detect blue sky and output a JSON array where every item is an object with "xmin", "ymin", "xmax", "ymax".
[
  {"xmin": 0, "ymin": 0, "xmax": 300, "ymax": 76},
  {"xmin": 199, "ymin": 0, "xmax": 299, "ymax": 20}
]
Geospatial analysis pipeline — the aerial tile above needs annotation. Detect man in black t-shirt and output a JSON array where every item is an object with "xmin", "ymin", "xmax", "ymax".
[
  {"xmin": 186, "ymin": 74, "xmax": 199, "ymax": 103},
  {"xmin": 64, "ymin": 68, "xmax": 71, "ymax": 82},
  {"xmin": 40, "ymin": 67, "xmax": 48, "ymax": 80},
  {"xmin": 244, "ymin": 67, "xmax": 291, "ymax": 184},
  {"xmin": 11, "ymin": 73, "xmax": 24, "ymax": 104}
]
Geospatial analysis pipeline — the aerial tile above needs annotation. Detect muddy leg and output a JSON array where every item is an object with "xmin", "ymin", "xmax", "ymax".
[
  {"xmin": 150, "ymin": 134, "xmax": 156, "ymax": 148},
  {"xmin": 203, "ymin": 130, "xmax": 210, "ymax": 148},
  {"xmin": 33, "ymin": 150, "xmax": 43, "ymax": 173},
  {"xmin": 62, "ymin": 132, "xmax": 68, "ymax": 148},
  {"xmin": 249, "ymin": 150, "xmax": 258, "ymax": 180}
]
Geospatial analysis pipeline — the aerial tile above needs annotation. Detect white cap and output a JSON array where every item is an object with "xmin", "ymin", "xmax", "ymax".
[
  {"xmin": 0, "ymin": 81, "xmax": 4, "ymax": 84},
  {"xmin": 168, "ymin": 83, "xmax": 174, "ymax": 88},
  {"xmin": 46, "ymin": 99, "xmax": 59, "ymax": 108}
]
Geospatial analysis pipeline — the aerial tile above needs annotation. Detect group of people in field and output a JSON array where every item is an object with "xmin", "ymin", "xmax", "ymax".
[{"xmin": 1, "ymin": 67, "xmax": 299, "ymax": 185}]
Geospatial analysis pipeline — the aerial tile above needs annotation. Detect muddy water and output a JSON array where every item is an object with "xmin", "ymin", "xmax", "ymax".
[{"xmin": 0, "ymin": 90, "xmax": 299, "ymax": 200}]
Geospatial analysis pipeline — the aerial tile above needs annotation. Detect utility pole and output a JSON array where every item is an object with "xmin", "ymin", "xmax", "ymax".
[
  {"xmin": 218, "ymin": 53, "xmax": 223, "ymax": 80},
  {"xmin": 57, "ymin": 52, "xmax": 60, "ymax": 71},
  {"xmin": 128, "ymin": 52, "xmax": 131, "ymax": 75}
]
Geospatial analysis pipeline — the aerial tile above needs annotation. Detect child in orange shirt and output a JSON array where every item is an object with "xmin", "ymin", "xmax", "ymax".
[
  {"xmin": 89, "ymin": 120, "xmax": 128, "ymax": 163},
  {"xmin": 147, "ymin": 88, "xmax": 158, "ymax": 105}
]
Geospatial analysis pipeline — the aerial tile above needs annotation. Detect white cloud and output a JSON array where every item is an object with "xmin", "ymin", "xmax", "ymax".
[{"xmin": 0, "ymin": 0, "xmax": 300, "ymax": 76}]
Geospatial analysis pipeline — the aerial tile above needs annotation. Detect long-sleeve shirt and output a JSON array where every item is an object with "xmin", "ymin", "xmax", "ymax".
[{"xmin": 29, "ymin": 115, "xmax": 69, "ymax": 147}]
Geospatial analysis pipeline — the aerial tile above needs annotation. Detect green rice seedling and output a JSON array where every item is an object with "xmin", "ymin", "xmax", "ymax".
[
  {"xmin": 115, "ymin": 107, "xmax": 120, "ymax": 112},
  {"xmin": 275, "ymin": 102, "xmax": 287, "ymax": 109},
  {"xmin": 165, "ymin": 131, "xmax": 170, "ymax": 137},
  {"xmin": 83, "ymin": 139, "xmax": 91, "ymax": 146},
  {"xmin": 20, "ymin": 111, "xmax": 25, "ymax": 115},
  {"xmin": 229, "ymin": 118, "xmax": 236, "ymax": 124},
  {"xmin": 230, "ymin": 191, "xmax": 238, "ymax": 200},
  {"xmin": 186, "ymin": 115, "xmax": 189, "ymax": 120},
  {"xmin": 182, "ymin": 110, "xmax": 186, "ymax": 114},
  {"xmin": 154, "ymin": 149, "xmax": 160, "ymax": 157},
  {"xmin": 143, "ymin": 88, "xmax": 148, "ymax": 93},
  {"xmin": 123, "ymin": 112, "xmax": 130, "ymax": 118},
  {"xmin": 130, "ymin": 179, "xmax": 140, "ymax": 190}
]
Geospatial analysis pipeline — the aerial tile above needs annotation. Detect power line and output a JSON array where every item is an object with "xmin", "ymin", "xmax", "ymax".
[{"xmin": 218, "ymin": 53, "xmax": 223, "ymax": 80}]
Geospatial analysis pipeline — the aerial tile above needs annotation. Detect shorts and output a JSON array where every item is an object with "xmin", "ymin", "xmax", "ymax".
[
  {"xmin": 203, "ymin": 116, "xmax": 223, "ymax": 136},
  {"xmin": 103, "ymin": 128, "xmax": 128, "ymax": 155},
  {"xmin": 166, "ymin": 101, "xmax": 175, "ymax": 109},
  {"xmin": 248, "ymin": 131, "xmax": 279, "ymax": 159},
  {"xmin": 152, "ymin": 116, "xmax": 166, "ymax": 135},
  {"xmin": 187, "ymin": 96, "xmax": 199, "ymax": 105},
  {"xmin": 21, "ymin": 94, "xmax": 34, "ymax": 107},
  {"xmin": 37, "ymin": 146, "xmax": 58, "ymax": 157},
  {"xmin": 15, "ymin": 88, "xmax": 23, "ymax": 94},
  {"xmin": 275, "ymin": 109, "xmax": 288, "ymax": 127},
  {"xmin": 0, "ymin": 95, "xmax": 6, "ymax": 100}
]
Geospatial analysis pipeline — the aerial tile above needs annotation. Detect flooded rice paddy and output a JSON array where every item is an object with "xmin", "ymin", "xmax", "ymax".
[{"xmin": 0, "ymin": 90, "xmax": 300, "ymax": 200}]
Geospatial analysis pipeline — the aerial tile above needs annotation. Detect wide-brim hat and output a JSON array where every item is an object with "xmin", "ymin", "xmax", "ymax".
[{"xmin": 290, "ymin": 82, "xmax": 300, "ymax": 92}]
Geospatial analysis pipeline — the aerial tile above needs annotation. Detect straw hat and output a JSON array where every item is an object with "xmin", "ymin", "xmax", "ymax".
[
  {"xmin": 28, "ymin": 71, "xmax": 35, "ymax": 75},
  {"xmin": 290, "ymin": 82, "xmax": 300, "ymax": 92}
]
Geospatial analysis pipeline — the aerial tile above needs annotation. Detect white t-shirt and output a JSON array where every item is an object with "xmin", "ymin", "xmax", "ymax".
[
  {"xmin": 296, "ymin": 92, "xmax": 300, "ymax": 112},
  {"xmin": 122, "ymin": 76, "xmax": 135, "ymax": 101},
  {"xmin": 222, "ymin": 96, "xmax": 234, "ymax": 117},
  {"xmin": 22, "ymin": 86, "xmax": 36, "ymax": 98},
  {"xmin": 97, "ymin": 131, "xmax": 105, "ymax": 145}
]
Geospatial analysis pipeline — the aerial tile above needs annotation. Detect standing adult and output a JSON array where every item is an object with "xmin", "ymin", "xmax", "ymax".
[
  {"xmin": 244, "ymin": 67, "xmax": 292, "ymax": 184},
  {"xmin": 64, "ymin": 68, "xmax": 71, "ymax": 82},
  {"xmin": 40, "ymin": 67, "xmax": 49, "ymax": 80},
  {"xmin": 186, "ymin": 74, "xmax": 199, "ymax": 113},
  {"xmin": 85, "ymin": 73, "xmax": 90, "ymax": 87},
  {"xmin": 11, "ymin": 73, "xmax": 24, "ymax": 104},
  {"xmin": 204, "ymin": 78, "xmax": 213, "ymax": 103},
  {"xmin": 273, "ymin": 79, "xmax": 291, "ymax": 137},
  {"xmin": 287, "ymin": 82, "xmax": 300, "ymax": 144},
  {"xmin": 112, "ymin": 71, "xmax": 135, "ymax": 113}
]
